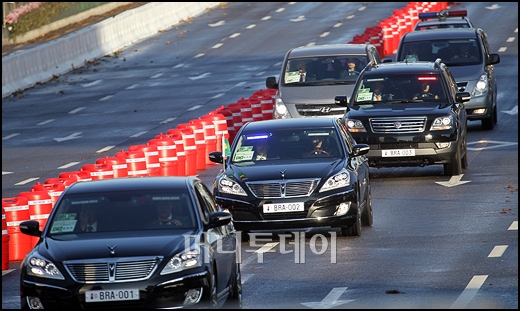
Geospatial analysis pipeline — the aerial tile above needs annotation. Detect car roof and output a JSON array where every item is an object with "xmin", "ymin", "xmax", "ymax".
[
  {"xmin": 287, "ymin": 44, "xmax": 373, "ymax": 58},
  {"xmin": 402, "ymin": 28, "xmax": 481, "ymax": 41},
  {"xmin": 365, "ymin": 61, "xmax": 442, "ymax": 75},
  {"xmin": 415, "ymin": 18, "xmax": 472, "ymax": 29},
  {"xmin": 241, "ymin": 117, "xmax": 338, "ymax": 131},
  {"xmin": 64, "ymin": 176, "xmax": 198, "ymax": 194}
]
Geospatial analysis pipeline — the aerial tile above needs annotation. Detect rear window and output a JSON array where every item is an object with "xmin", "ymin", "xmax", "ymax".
[{"xmin": 398, "ymin": 38, "xmax": 482, "ymax": 65}]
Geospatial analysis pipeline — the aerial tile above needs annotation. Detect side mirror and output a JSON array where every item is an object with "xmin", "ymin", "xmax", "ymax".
[
  {"xmin": 350, "ymin": 144, "xmax": 370, "ymax": 157},
  {"xmin": 209, "ymin": 151, "xmax": 224, "ymax": 164},
  {"xmin": 334, "ymin": 95, "xmax": 349, "ymax": 107},
  {"xmin": 266, "ymin": 76, "xmax": 278, "ymax": 89},
  {"xmin": 455, "ymin": 92, "xmax": 471, "ymax": 104},
  {"xmin": 205, "ymin": 211, "xmax": 232, "ymax": 229},
  {"xmin": 486, "ymin": 53, "xmax": 500, "ymax": 66},
  {"xmin": 20, "ymin": 220, "xmax": 42, "ymax": 237}
]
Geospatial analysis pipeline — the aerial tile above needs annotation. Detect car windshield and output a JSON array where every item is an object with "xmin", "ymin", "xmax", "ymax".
[
  {"xmin": 231, "ymin": 128, "xmax": 344, "ymax": 164},
  {"xmin": 398, "ymin": 38, "xmax": 482, "ymax": 66},
  {"xmin": 47, "ymin": 190, "xmax": 197, "ymax": 237},
  {"xmin": 283, "ymin": 56, "xmax": 367, "ymax": 85},
  {"xmin": 352, "ymin": 74, "xmax": 447, "ymax": 104}
]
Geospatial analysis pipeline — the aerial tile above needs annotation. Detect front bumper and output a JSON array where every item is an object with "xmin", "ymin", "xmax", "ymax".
[
  {"xmin": 463, "ymin": 94, "xmax": 493, "ymax": 120},
  {"xmin": 20, "ymin": 270, "xmax": 209, "ymax": 309},
  {"xmin": 216, "ymin": 189, "xmax": 358, "ymax": 231}
]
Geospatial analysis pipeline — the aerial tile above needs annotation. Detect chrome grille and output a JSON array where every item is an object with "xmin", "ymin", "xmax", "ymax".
[
  {"xmin": 370, "ymin": 117, "xmax": 426, "ymax": 134},
  {"xmin": 65, "ymin": 257, "xmax": 160, "ymax": 283},
  {"xmin": 295, "ymin": 104, "xmax": 346, "ymax": 117},
  {"xmin": 247, "ymin": 179, "xmax": 318, "ymax": 198}
]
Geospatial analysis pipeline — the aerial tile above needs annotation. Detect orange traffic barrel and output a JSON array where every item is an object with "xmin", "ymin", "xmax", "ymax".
[
  {"xmin": 115, "ymin": 149, "xmax": 148, "ymax": 177},
  {"xmin": 198, "ymin": 116, "xmax": 218, "ymax": 164},
  {"xmin": 44, "ymin": 176, "xmax": 76, "ymax": 189},
  {"xmin": 81, "ymin": 163, "xmax": 114, "ymax": 180},
  {"xmin": 149, "ymin": 134, "xmax": 178, "ymax": 176},
  {"xmin": 18, "ymin": 190, "xmax": 52, "ymax": 247},
  {"xmin": 3, "ymin": 196, "xmax": 32, "ymax": 261},
  {"xmin": 214, "ymin": 107, "xmax": 236, "ymax": 143},
  {"xmin": 59, "ymin": 170, "xmax": 92, "ymax": 182},
  {"xmin": 2, "ymin": 207, "xmax": 10, "ymax": 270},
  {"xmin": 185, "ymin": 120, "xmax": 207, "ymax": 170},
  {"xmin": 96, "ymin": 155, "xmax": 128, "ymax": 178},
  {"xmin": 226, "ymin": 105, "xmax": 243, "ymax": 136},
  {"xmin": 128, "ymin": 144, "xmax": 161, "ymax": 176},
  {"xmin": 249, "ymin": 95, "xmax": 263, "ymax": 121},
  {"xmin": 31, "ymin": 182, "xmax": 65, "ymax": 208},
  {"xmin": 171, "ymin": 127, "xmax": 197, "ymax": 176},
  {"xmin": 164, "ymin": 130, "xmax": 186, "ymax": 176}
]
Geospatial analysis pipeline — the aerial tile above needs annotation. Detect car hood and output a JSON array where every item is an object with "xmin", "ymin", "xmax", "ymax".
[
  {"xmin": 228, "ymin": 160, "xmax": 342, "ymax": 181},
  {"xmin": 348, "ymin": 102, "xmax": 451, "ymax": 117},
  {"xmin": 38, "ymin": 231, "xmax": 196, "ymax": 262},
  {"xmin": 446, "ymin": 64, "xmax": 483, "ymax": 82},
  {"xmin": 280, "ymin": 84, "xmax": 354, "ymax": 104}
]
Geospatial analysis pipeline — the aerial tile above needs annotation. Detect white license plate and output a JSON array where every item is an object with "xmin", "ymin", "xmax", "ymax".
[
  {"xmin": 263, "ymin": 202, "xmax": 304, "ymax": 213},
  {"xmin": 85, "ymin": 289, "xmax": 140, "ymax": 302},
  {"xmin": 381, "ymin": 149, "xmax": 415, "ymax": 157}
]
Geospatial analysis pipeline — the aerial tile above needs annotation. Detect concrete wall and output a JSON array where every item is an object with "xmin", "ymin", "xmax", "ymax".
[{"xmin": 2, "ymin": 2, "xmax": 219, "ymax": 98}]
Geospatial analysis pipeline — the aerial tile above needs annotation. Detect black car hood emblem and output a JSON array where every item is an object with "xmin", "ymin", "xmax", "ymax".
[
  {"xmin": 279, "ymin": 170, "xmax": 286, "ymax": 179},
  {"xmin": 108, "ymin": 244, "xmax": 117, "ymax": 256}
]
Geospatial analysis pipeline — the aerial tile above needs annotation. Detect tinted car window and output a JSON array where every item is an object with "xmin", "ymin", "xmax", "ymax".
[{"xmin": 398, "ymin": 39, "xmax": 482, "ymax": 65}]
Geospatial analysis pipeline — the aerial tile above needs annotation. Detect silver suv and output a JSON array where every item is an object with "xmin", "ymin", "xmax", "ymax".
[
  {"xmin": 396, "ymin": 28, "xmax": 500, "ymax": 130},
  {"xmin": 266, "ymin": 44, "xmax": 382, "ymax": 119}
]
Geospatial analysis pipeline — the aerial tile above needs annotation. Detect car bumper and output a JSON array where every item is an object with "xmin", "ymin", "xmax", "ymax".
[
  {"xmin": 20, "ymin": 270, "xmax": 209, "ymax": 309},
  {"xmin": 353, "ymin": 132, "xmax": 460, "ymax": 167},
  {"xmin": 464, "ymin": 93, "xmax": 493, "ymax": 120},
  {"xmin": 216, "ymin": 189, "xmax": 358, "ymax": 231}
]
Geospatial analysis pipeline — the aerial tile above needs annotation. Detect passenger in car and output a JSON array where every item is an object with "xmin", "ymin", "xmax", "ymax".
[
  {"xmin": 413, "ymin": 82, "xmax": 439, "ymax": 100},
  {"xmin": 370, "ymin": 81, "xmax": 394, "ymax": 101},
  {"xmin": 150, "ymin": 200, "xmax": 191, "ymax": 227},
  {"xmin": 74, "ymin": 205, "xmax": 99, "ymax": 232},
  {"xmin": 306, "ymin": 136, "xmax": 332, "ymax": 157},
  {"xmin": 451, "ymin": 44, "xmax": 478, "ymax": 61},
  {"xmin": 254, "ymin": 139, "xmax": 270, "ymax": 160}
]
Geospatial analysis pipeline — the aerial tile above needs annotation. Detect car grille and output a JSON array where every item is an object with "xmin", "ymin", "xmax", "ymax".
[
  {"xmin": 247, "ymin": 179, "xmax": 319, "ymax": 198},
  {"xmin": 295, "ymin": 104, "xmax": 346, "ymax": 117},
  {"xmin": 456, "ymin": 81, "xmax": 468, "ymax": 92},
  {"xmin": 65, "ymin": 257, "xmax": 160, "ymax": 283},
  {"xmin": 370, "ymin": 117, "xmax": 427, "ymax": 133}
]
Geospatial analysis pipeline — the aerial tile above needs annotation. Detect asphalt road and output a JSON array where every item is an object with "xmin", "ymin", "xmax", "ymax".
[{"xmin": 2, "ymin": 2, "xmax": 517, "ymax": 309}]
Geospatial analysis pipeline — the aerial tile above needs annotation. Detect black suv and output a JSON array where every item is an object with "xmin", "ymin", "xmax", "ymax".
[
  {"xmin": 335, "ymin": 59, "xmax": 470, "ymax": 176},
  {"xmin": 396, "ymin": 28, "xmax": 500, "ymax": 130}
]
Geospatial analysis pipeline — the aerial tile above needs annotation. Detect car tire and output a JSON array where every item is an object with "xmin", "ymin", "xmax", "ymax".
[
  {"xmin": 461, "ymin": 134, "xmax": 468, "ymax": 169},
  {"xmin": 225, "ymin": 262, "xmax": 243, "ymax": 309},
  {"xmin": 444, "ymin": 143, "xmax": 462, "ymax": 176},
  {"xmin": 482, "ymin": 105, "xmax": 496, "ymax": 130},
  {"xmin": 240, "ymin": 230, "xmax": 250, "ymax": 242},
  {"xmin": 341, "ymin": 205, "xmax": 361, "ymax": 236},
  {"xmin": 361, "ymin": 185, "xmax": 373, "ymax": 227},
  {"xmin": 203, "ymin": 269, "xmax": 218, "ymax": 309}
]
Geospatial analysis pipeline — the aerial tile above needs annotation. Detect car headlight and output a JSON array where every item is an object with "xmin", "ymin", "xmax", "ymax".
[
  {"xmin": 345, "ymin": 118, "xmax": 366, "ymax": 133},
  {"xmin": 430, "ymin": 116, "xmax": 453, "ymax": 131},
  {"xmin": 273, "ymin": 98, "xmax": 290, "ymax": 119},
  {"xmin": 25, "ymin": 251, "xmax": 65, "ymax": 280},
  {"xmin": 320, "ymin": 172, "xmax": 350, "ymax": 192},
  {"xmin": 472, "ymin": 74, "xmax": 488, "ymax": 97},
  {"xmin": 218, "ymin": 175, "xmax": 247, "ymax": 196},
  {"xmin": 161, "ymin": 249, "xmax": 202, "ymax": 275}
]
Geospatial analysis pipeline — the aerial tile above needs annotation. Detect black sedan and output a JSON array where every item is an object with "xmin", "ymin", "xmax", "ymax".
[
  {"xmin": 209, "ymin": 117, "xmax": 372, "ymax": 238},
  {"xmin": 19, "ymin": 176, "xmax": 241, "ymax": 309}
]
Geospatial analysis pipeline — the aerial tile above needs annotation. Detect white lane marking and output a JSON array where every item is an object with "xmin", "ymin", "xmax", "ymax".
[
  {"xmin": 58, "ymin": 162, "xmax": 80, "ymax": 169},
  {"xmin": 246, "ymin": 24, "xmax": 256, "ymax": 29},
  {"xmin": 37, "ymin": 119, "xmax": 54, "ymax": 125},
  {"xmin": 151, "ymin": 73, "xmax": 163, "ymax": 79},
  {"xmin": 131, "ymin": 131, "xmax": 147, "ymax": 138},
  {"xmin": 99, "ymin": 95, "xmax": 113, "ymax": 101},
  {"xmin": 126, "ymin": 84, "xmax": 139, "ymax": 89},
  {"xmin": 508, "ymin": 221, "xmax": 518, "ymax": 230},
  {"xmin": 229, "ymin": 33, "xmax": 240, "ymax": 38},
  {"xmin": 69, "ymin": 107, "xmax": 85, "ymax": 114},
  {"xmin": 194, "ymin": 53, "xmax": 205, "ymax": 58},
  {"xmin": 189, "ymin": 73, "xmax": 210, "ymax": 80},
  {"xmin": 212, "ymin": 43, "xmax": 224, "ymax": 49},
  {"xmin": 2, "ymin": 171, "xmax": 13, "ymax": 175},
  {"xmin": 15, "ymin": 177, "xmax": 39, "ymax": 185},
  {"xmin": 261, "ymin": 16, "xmax": 271, "ymax": 21},
  {"xmin": 488, "ymin": 245, "xmax": 508, "ymax": 258},
  {"xmin": 208, "ymin": 20, "xmax": 225, "ymax": 27},
  {"xmin": 54, "ymin": 132, "xmax": 82, "ymax": 142},
  {"xmin": 160, "ymin": 117, "xmax": 177, "ymax": 124},
  {"xmin": 188, "ymin": 105, "xmax": 202, "ymax": 111},
  {"xmin": 506, "ymin": 37, "xmax": 515, "ymax": 42},
  {"xmin": 467, "ymin": 140, "xmax": 518, "ymax": 151},
  {"xmin": 450, "ymin": 275, "xmax": 488, "ymax": 309},
  {"xmin": 3, "ymin": 133, "xmax": 20, "ymax": 140},
  {"xmin": 301, "ymin": 287, "xmax": 354, "ymax": 309},
  {"xmin": 96, "ymin": 146, "xmax": 115, "ymax": 154},
  {"xmin": 81, "ymin": 80, "xmax": 102, "ymax": 87}
]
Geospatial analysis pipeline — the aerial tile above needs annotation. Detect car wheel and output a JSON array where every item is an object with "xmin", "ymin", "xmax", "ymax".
[
  {"xmin": 361, "ymin": 185, "xmax": 373, "ymax": 227},
  {"xmin": 444, "ymin": 144, "xmax": 462, "ymax": 176},
  {"xmin": 203, "ymin": 269, "xmax": 218, "ymax": 309},
  {"xmin": 461, "ymin": 134, "xmax": 468, "ymax": 169},
  {"xmin": 341, "ymin": 205, "xmax": 361, "ymax": 237},
  {"xmin": 482, "ymin": 106, "xmax": 495, "ymax": 130},
  {"xmin": 225, "ymin": 262, "xmax": 243, "ymax": 309},
  {"xmin": 240, "ymin": 230, "xmax": 250, "ymax": 242}
]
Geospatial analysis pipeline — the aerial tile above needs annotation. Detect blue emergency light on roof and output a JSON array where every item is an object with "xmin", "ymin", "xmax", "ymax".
[{"xmin": 418, "ymin": 10, "xmax": 467, "ymax": 21}]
